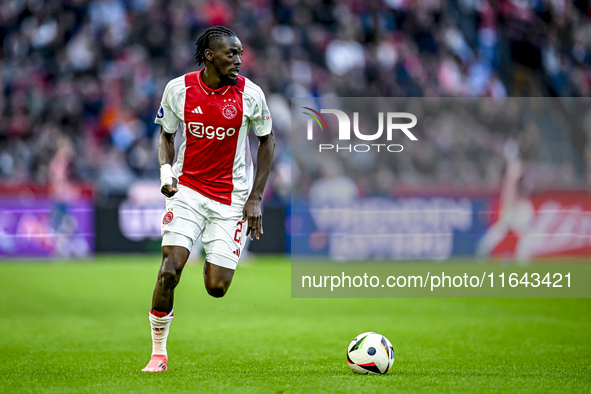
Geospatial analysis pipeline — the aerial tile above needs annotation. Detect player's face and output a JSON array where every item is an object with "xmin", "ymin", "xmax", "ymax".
[{"xmin": 210, "ymin": 36, "xmax": 243, "ymax": 86}]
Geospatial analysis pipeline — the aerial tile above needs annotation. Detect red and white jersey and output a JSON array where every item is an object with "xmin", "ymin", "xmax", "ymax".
[{"xmin": 155, "ymin": 68, "xmax": 272, "ymax": 206}]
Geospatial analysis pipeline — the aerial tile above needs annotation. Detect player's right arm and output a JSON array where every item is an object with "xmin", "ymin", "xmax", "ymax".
[
  {"xmin": 155, "ymin": 77, "xmax": 183, "ymax": 198},
  {"xmin": 158, "ymin": 127, "xmax": 178, "ymax": 198}
]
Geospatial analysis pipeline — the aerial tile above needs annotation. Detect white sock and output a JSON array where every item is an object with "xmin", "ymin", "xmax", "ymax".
[{"xmin": 149, "ymin": 309, "xmax": 174, "ymax": 357}]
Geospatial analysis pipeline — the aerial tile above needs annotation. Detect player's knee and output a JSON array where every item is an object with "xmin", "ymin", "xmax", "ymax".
[
  {"xmin": 159, "ymin": 255, "xmax": 184, "ymax": 288},
  {"xmin": 203, "ymin": 260, "xmax": 234, "ymax": 298},
  {"xmin": 207, "ymin": 287, "xmax": 226, "ymax": 298},
  {"xmin": 205, "ymin": 280, "xmax": 229, "ymax": 298},
  {"xmin": 158, "ymin": 265, "xmax": 181, "ymax": 288}
]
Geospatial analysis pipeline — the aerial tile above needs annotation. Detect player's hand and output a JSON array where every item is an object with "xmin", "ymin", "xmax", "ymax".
[
  {"xmin": 161, "ymin": 178, "xmax": 178, "ymax": 198},
  {"xmin": 242, "ymin": 197, "xmax": 263, "ymax": 240}
]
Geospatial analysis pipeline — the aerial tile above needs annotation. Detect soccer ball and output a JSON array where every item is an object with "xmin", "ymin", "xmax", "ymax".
[{"xmin": 347, "ymin": 332, "xmax": 395, "ymax": 375}]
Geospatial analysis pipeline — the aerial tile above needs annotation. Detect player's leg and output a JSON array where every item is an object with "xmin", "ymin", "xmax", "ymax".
[
  {"xmin": 143, "ymin": 186, "xmax": 204, "ymax": 372},
  {"xmin": 203, "ymin": 261, "xmax": 235, "ymax": 297},
  {"xmin": 513, "ymin": 199, "xmax": 536, "ymax": 264},
  {"xmin": 143, "ymin": 244, "xmax": 191, "ymax": 372},
  {"xmin": 476, "ymin": 220, "xmax": 509, "ymax": 257},
  {"xmin": 152, "ymin": 245, "xmax": 191, "ymax": 313},
  {"xmin": 201, "ymin": 215, "xmax": 246, "ymax": 298},
  {"xmin": 476, "ymin": 204, "xmax": 513, "ymax": 259}
]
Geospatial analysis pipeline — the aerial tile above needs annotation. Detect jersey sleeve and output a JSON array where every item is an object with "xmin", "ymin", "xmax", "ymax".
[
  {"xmin": 251, "ymin": 91, "xmax": 272, "ymax": 137},
  {"xmin": 155, "ymin": 81, "xmax": 181, "ymax": 133}
]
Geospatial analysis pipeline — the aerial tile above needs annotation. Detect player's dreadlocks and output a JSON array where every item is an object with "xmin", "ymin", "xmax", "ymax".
[{"xmin": 194, "ymin": 26, "xmax": 237, "ymax": 66}]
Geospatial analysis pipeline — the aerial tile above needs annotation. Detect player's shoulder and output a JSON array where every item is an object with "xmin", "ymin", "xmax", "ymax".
[
  {"xmin": 163, "ymin": 74, "xmax": 188, "ymax": 97},
  {"xmin": 241, "ymin": 77, "xmax": 266, "ymax": 102}
]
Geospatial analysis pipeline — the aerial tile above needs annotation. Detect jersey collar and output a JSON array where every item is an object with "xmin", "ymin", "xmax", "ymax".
[{"xmin": 197, "ymin": 68, "xmax": 232, "ymax": 96}]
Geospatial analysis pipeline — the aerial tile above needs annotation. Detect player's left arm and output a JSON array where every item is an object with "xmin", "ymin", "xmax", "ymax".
[{"xmin": 243, "ymin": 132, "xmax": 275, "ymax": 240}]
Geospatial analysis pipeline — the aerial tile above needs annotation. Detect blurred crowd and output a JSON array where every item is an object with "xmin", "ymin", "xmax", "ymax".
[
  {"xmin": 1, "ymin": 0, "xmax": 591, "ymax": 201},
  {"xmin": 292, "ymin": 97, "xmax": 591, "ymax": 199}
]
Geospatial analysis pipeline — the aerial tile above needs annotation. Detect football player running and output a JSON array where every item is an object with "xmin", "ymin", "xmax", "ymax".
[{"xmin": 142, "ymin": 26, "xmax": 274, "ymax": 372}]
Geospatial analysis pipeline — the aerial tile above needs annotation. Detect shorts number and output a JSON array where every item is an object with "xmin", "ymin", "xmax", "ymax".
[{"xmin": 234, "ymin": 222, "xmax": 243, "ymax": 243}]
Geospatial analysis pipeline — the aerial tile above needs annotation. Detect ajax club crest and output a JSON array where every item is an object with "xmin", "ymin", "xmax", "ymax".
[
  {"xmin": 162, "ymin": 211, "xmax": 174, "ymax": 225},
  {"xmin": 222, "ymin": 102, "xmax": 238, "ymax": 119}
]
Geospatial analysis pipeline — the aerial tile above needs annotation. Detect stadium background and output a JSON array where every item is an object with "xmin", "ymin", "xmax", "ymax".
[{"xmin": 1, "ymin": 0, "xmax": 591, "ymax": 259}]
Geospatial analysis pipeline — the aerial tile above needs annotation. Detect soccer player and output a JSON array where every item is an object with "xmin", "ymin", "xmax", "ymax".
[
  {"xmin": 142, "ymin": 26, "xmax": 274, "ymax": 372},
  {"xmin": 476, "ymin": 139, "xmax": 534, "ymax": 263}
]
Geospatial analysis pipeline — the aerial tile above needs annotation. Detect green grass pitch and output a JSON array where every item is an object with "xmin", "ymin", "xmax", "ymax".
[{"xmin": 0, "ymin": 255, "xmax": 589, "ymax": 393}]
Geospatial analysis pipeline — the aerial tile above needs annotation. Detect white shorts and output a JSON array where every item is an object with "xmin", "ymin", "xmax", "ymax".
[{"xmin": 161, "ymin": 185, "xmax": 247, "ymax": 270}]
